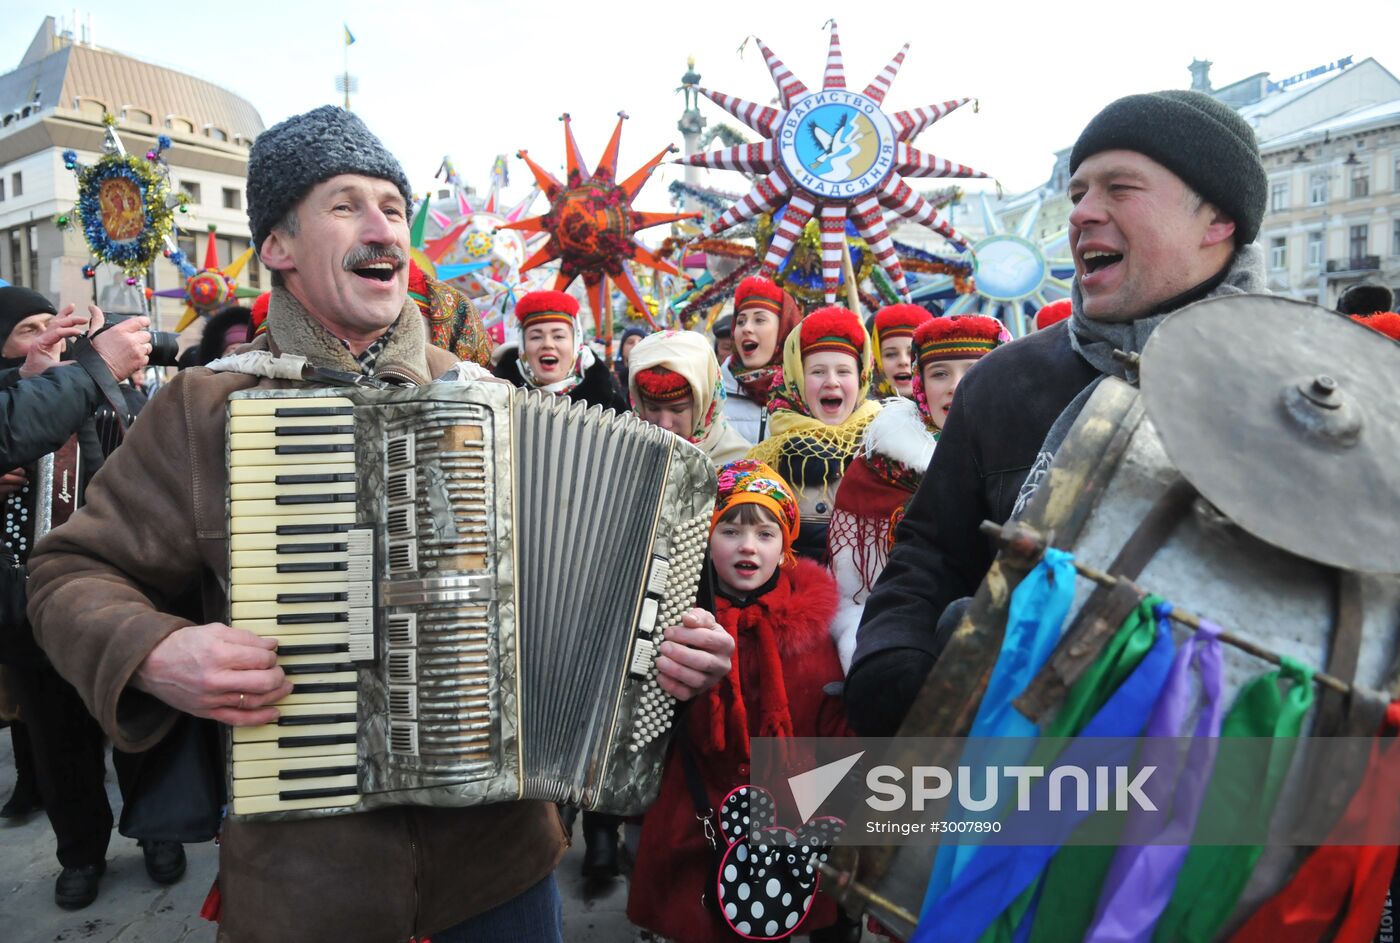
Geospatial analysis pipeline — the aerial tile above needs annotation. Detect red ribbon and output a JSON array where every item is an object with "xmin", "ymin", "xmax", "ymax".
[{"xmin": 1229, "ymin": 701, "xmax": 1400, "ymax": 943}]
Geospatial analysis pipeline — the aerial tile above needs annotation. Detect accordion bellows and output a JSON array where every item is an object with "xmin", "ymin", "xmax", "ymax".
[{"xmin": 225, "ymin": 383, "xmax": 715, "ymax": 821}]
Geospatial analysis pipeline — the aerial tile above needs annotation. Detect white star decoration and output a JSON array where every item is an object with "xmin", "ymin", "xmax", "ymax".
[{"xmin": 682, "ymin": 22, "xmax": 990, "ymax": 304}]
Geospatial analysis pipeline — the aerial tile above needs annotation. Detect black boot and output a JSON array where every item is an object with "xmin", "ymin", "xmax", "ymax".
[
  {"xmin": 581, "ymin": 811, "xmax": 621, "ymax": 878},
  {"xmin": 558, "ymin": 803, "xmax": 579, "ymax": 838},
  {"xmin": 141, "ymin": 840, "xmax": 186, "ymax": 885},
  {"xmin": 55, "ymin": 861, "xmax": 104, "ymax": 910},
  {"xmin": 1, "ymin": 721, "xmax": 41, "ymax": 819}
]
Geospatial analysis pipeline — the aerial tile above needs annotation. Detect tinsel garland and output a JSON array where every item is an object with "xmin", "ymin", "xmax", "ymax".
[
  {"xmin": 690, "ymin": 238, "xmax": 756, "ymax": 259},
  {"xmin": 58, "ymin": 117, "xmax": 188, "ymax": 282},
  {"xmin": 869, "ymin": 266, "xmax": 902, "ymax": 306},
  {"xmin": 891, "ymin": 239, "xmax": 973, "ymax": 274},
  {"xmin": 677, "ymin": 256, "xmax": 760, "ymax": 316},
  {"xmin": 894, "ymin": 240, "xmax": 976, "ymax": 293},
  {"xmin": 668, "ymin": 180, "xmax": 743, "ymax": 213}
]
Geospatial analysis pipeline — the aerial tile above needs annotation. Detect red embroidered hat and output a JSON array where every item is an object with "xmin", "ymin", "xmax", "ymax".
[
  {"xmin": 1034, "ymin": 298, "xmax": 1073, "ymax": 331},
  {"xmin": 515, "ymin": 290, "xmax": 579, "ymax": 329},
  {"xmin": 874, "ymin": 303, "xmax": 932, "ymax": 341},
  {"xmin": 913, "ymin": 315, "xmax": 1004, "ymax": 368},
  {"xmin": 800, "ymin": 306, "xmax": 865, "ymax": 361},
  {"xmin": 733, "ymin": 275, "xmax": 785, "ymax": 316},
  {"xmin": 633, "ymin": 366, "xmax": 692, "ymax": 402}
]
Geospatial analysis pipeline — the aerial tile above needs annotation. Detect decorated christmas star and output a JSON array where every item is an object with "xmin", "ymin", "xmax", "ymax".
[
  {"xmin": 154, "ymin": 225, "xmax": 259, "ymax": 332},
  {"xmin": 683, "ymin": 22, "xmax": 989, "ymax": 303},
  {"xmin": 500, "ymin": 112, "xmax": 699, "ymax": 339}
]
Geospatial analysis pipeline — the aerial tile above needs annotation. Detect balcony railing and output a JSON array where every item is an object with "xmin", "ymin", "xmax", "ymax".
[{"xmin": 1325, "ymin": 255, "xmax": 1381, "ymax": 273}]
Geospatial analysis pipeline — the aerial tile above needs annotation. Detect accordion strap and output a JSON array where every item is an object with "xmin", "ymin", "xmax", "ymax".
[
  {"xmin": 676, "ymin": 722, "xmax": 719, "ymax": 852},
  {"xmin": 207, "ymin": 350, "xmax": 391, "ymax": 390}
]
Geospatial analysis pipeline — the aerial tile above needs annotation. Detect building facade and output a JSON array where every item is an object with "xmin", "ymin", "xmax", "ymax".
[
  {"xmin": 0, "ymin": 17, "xmax": 265, "ymax": 335},
  {"xmin": 1002, "ymin": 56, "xmax": 1400, "ymax": 312},
  {"xmin": 1257, "ymin": 102, "xmax": 1400, "ymax": 306}
]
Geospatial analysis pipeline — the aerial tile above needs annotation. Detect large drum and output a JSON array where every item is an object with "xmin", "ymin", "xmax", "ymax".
[{"xmin": 823, "ymin": 296, "xmax": 1400, "ymax": 940}]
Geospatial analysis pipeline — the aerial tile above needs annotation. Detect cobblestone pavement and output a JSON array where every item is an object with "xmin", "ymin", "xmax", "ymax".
[
  {"xmin": 0, "ymin": 735, "xmax": 879, "ymax": 943},
  {"xmin": 0, "ymin": 733, "xmax": 636, "ymax": 942}
]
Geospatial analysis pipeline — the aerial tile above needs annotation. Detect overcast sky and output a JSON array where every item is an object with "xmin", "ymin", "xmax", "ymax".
[{"xmin": 5, "ymin": 1, "xmax": 1396, "ymax": 212}]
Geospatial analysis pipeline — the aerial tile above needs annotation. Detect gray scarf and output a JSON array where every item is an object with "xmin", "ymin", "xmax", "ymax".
[
  {"xmin": 1068, "ymin": 242, "xmax": 1267, "ymax": 382},
  {"xmin": 1011, "ymin": 244, "xmax": 1268, "ymax": 517}
]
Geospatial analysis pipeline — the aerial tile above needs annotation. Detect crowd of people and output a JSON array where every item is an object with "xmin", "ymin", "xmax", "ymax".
[{"xmin": 0, "ymin": 84, "xmax": 1396, "ymax": 943}]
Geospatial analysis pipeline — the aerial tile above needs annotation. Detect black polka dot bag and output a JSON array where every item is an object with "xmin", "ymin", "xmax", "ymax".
[{"xmin": 676, "ymin": 735, "xmax": 845, "ymax": 940}]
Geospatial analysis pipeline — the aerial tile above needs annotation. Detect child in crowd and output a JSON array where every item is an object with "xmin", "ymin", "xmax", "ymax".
[
  {"xmin": 629, "ymin": 330, "xmax": 751, "ymax": 467},
  {"xmin": 614, "ymin": 324, "xmax": 649, "ymax": 398},
  {"xmin": 719, "ymin": 276, "xmax": 802, "ymax": 445},
  {"xmin": 747, "ymin": 306, "xmax": 881, "ymax": 563},
  {"xmin": 868, "ymin": 303, "xmax": 931, "ymax": 399},
  {"xmin": 628, "ymin": 460, "xmax": 852, "ymax": 943},
  {"xmin": 827, "ymin": 315, "xmax": 1006, "ymax": 669}
]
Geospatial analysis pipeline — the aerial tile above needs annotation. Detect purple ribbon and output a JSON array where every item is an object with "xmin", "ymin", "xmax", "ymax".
[{"xmin": 1083, "ymin": 616, "xmax": 1224, "ymax": 943}]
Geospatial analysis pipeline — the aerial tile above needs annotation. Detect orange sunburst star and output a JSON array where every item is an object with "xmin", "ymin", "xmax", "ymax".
[
  {"xmin": 499, "ymin": 112, "xmax": 699, "ymax": 339},
  {"xmin": 682, "ymin": 21, "xmax": 990, "ymax": 303}
]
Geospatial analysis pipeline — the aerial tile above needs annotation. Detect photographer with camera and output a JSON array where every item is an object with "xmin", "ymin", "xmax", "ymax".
[
  {"xmin": 0, "ymin": 286, "xmax": 184, "ymax": 910},
  {"xmin": 0, "ymin": 295, "xmax": 152, "ymax": 469}
]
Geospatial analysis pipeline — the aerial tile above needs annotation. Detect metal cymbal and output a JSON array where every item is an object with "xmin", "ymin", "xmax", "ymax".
[{"xmin": 1140, "ymin": 295, "xmax": 1400, "ymax": 574}]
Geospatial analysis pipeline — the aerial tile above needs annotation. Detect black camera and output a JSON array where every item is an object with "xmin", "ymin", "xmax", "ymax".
[{"xmin": 92, "ymin": 313, "xmax": 181, "ymax": 367}]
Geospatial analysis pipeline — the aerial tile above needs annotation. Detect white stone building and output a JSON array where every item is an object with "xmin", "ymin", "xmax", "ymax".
[{"xmin": 0, "ymin": 16, "xmax": 265, "ymax": 334}]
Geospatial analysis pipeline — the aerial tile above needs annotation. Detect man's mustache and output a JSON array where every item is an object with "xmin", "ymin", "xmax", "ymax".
[{"xmin": 343, "ymin": 243, "xmax": 408, "ymax": 271}]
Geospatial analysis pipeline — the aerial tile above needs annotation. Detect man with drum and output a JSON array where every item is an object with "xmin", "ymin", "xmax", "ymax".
[
  {"xmin": 845, "ymin": 90, "xmax": 1269, "ymax": 736},
  {"xmin": 25, "ymin": 105, "xmax": 735, "ymax": 942}
]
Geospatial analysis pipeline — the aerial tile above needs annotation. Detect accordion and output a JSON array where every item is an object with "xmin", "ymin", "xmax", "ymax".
[
  {"xmin": 225, "ymin": 383, "xmax": 715, "ymax": 821},
  {"xmin": 2, "ymin": 436, "xmax": 81, "ymax": 563}
]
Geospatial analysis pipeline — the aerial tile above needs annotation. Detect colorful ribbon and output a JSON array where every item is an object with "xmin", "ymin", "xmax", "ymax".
[
  {"xmin": 914, "ymin": 600, "xmax": 1175, "ymax": 943},
  {"xmin": 918, "ymin": 549, "xmax": 1078, "ymax": 921},
  {"xmin": 1081, "ymin": 620, "xmax": 1225, "ymax": 942},
  {"xmin": 1013, "ymin": 597, "xmax": 1172, "ymax": 943},
  {"xmin": 1151, "ymin": 657, "xmax": 1316, "ymax": 943},
  {"xmin": 1227, "ymin": 701, "xmax": 1400, "ymax": 943}
]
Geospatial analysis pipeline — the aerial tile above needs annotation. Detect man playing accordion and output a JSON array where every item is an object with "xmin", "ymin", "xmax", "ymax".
[{"xmin": 26, "ymin": 106, "xmax": 734, "ymax": 943}]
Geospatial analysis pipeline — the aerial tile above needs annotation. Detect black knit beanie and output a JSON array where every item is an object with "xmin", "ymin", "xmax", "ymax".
[
  {"xmin": 0, "ymin": 286, "xmax": 57, "ymax": 349},
  {"xmin": 246, "ymin": 106, "xmax": 413, "ymax": 248},
  {"xmin": 1070, "ymin": 90, "xmax": 1266, "ymax": 245},
  {"xmin": 1337, "ymin": 283, "xmax": 1393, "ymax": 316}
]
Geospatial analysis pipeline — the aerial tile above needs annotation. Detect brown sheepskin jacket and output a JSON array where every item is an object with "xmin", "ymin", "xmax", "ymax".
[{"xmin": 26, "ymin": 289, "xmax": 566, "ymax": 942}]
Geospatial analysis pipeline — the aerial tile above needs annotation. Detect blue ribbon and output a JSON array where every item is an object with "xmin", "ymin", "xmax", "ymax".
[
  {"xmin": 913, "ymin": 615, "xmax": 1176, "ymax": 943},
  {"xmin": 918, "ymin": 548, "xmax": 1077, "ymax": 922}
]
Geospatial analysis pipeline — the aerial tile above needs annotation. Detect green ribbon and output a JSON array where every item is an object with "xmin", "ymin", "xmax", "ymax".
[
  {"xmin": 975, "ymin": 595, "xmax": 1165, "ymax": 943},
  {"xmin": 1151, "ymin": 657, "xmax": 1315, "ymax": 943}
]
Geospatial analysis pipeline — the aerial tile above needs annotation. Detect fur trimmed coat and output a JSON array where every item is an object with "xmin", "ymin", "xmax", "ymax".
[
  {"xmin": 628, "ymin": 558, "xmax": 851, "ymax": 943},
  {"xmin": 492, "ymin": 346, "xmax": 630, "ymax": 413},
  {"xmin": 828, "ymin": 397, "xmax": 938, "ymax": 672}
]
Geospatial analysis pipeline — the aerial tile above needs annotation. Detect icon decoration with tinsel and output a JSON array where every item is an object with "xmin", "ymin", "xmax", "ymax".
[
  {"xmin": 152, "ymin": 225, "xmax": 260, "ymax": 331},
  {"xmin": 499, "ymin": 112, "xmax": 700, "ymax": 343},
  {"xmin": 57, "ymin": 114, "xmax": 191, "ymax": 285},
  {"xmin": 911, "ymin": 192, "xmax": 1072, "ymax": 336},
  {"xmin": 682, "ymin": 21, "xmax": 990, "ymax": 303}
]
